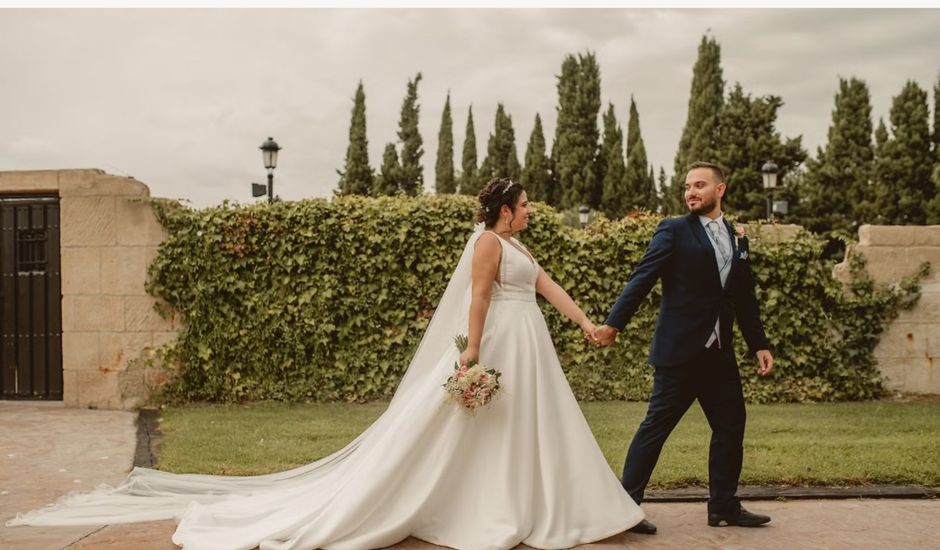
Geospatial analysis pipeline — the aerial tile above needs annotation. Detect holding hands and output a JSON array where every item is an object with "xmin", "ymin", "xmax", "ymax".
[{"xmin": 583, "ymin": 324, "xmax": 617, "ymax": 347}]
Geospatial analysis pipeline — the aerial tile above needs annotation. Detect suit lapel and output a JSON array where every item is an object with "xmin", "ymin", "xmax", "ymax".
[{"xmin": 722, "ymin": 218, "xmax": 738, "ymax": 294}]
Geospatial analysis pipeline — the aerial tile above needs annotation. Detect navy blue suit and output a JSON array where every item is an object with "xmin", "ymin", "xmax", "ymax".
[{"xmin": 605, "ymin": 213, "xmax": 769, "ymax": 514}]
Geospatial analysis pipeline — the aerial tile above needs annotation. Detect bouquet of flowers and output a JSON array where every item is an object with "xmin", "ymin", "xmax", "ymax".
[{"xmin": 443, "ymin": 335, "xmax": 502, "ymax": 414}]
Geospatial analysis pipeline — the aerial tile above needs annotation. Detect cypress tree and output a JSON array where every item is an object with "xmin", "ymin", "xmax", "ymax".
[
  {"xmin": 714, "ymin": 83, "xmax": 806, "ymax": 221},
  {"xmin": 623, "ymin": 96, "xmax": 656, "ymax": 212},
  {"xmin": 459, "ymin": 106, "xmax": 479, "ymax": 195},
  {"xmin": 521, "ymin": 113, "xmax": 552, "ymax": 204},
  {"xmin": 873, "ymin": 81, "xmax": 933, "ymax": 224},
  {"xmin": 670, "ymin": 36, "xmax": 725, "ymax": 214},
  {"xmin": 929, "ymin": 75, "xmax": 940, "ymax": 223},
  {"xmin": 934, "ymin": 72, "xmax": 940, "ymax": 161},
  {"xmin": 373, "ymin": 143, "xmax": 400, "ymax": 196},
  {"xmin": 435, "ymin": 93, "xmax": 456, "ymax": 194},
  {"xmin": 477, "ymin": 103, "xmax": 521, "ymax": 185},
  {"xmin": 552, "ymin": 52, "xmax": 602, "ymax": 210},
  {"xmin": 397, "ymin": 73, "xmax": 424, "ymax": 196},
  {"xmin": 598, "ymin": 103, "xmax": 627, "ymax": 219},
  {"xmin": 657, "ymin": 167, "xmax": 668, "ymax": 214},
  {"xmin": 871, "ymin": 119, "xmax": 893, "ymax": 223},
  {"xmin": 798, "ymin": 77, "xmax": 874, "ymax": 235},
  {"xmin": 336, "ymin": 81, "xmax": 373, "ymax": 195}
]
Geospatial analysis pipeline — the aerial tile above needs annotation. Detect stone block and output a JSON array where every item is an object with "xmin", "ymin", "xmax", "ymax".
[
  {"xmin": 59, "ymin": 172, "xmax": 149, "ymax": 197},
  {"xmin": 125, "ymin": 296, "xmax": 173, "ymax": 332},
  {"xmin": 860, "ymin": 225, "xmax": 940, "ymax": 247},
  {"xmin": 60, "ymin": 247, "xmax": 100, "ymax": 295},
  {"xmin": 905, "ymin": 248, "xmax": 940, "ymax": 276},
  {"xmin": 153, "ymin": 331, "xmax": 178, "ymax": 349},
  {"xmin": 62, "ymin": 370, "xmax": 79, "ymax": 407},
  {"xmin": 100, "ymin": 246, "xmax": 157, "ymax": 296},
  {"xmin": 99, "ymin": 332, "xmax": 153, "ymax": 373},
  {"xmin": 60, "ymin": 196, "xmax": 116, "ymax": 247},
  {"xmin": 71, "ymin": 295, "xmax": 125, "ymax": 331},
  {"xmin": 0, "ymin": 170, "xmax": 60, "ymax": 192},
  {"xmin": 900, "ymin": 294, "xmax": 940, "ymax": 323},
  {"xmin": 873, "ymin": 322, "xmax": 928, "ymax": 359},
  {"xmin": 902, "ymin": 358, "xmax": 940, "ymax": 394},
  {"xmin": 62, "ymin": 331, "xmax": 99, "ymax": 372},
  {"xmin": 116, "ymin": 198, "xmax": 167, "ymax": 246},
  {"xmin": 75, "ymin": 369, "xmax": 121, "ymax": 409}
]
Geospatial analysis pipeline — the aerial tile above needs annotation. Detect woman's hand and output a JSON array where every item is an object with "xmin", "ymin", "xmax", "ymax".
[
  {"xmin": 580, "ymin": 319, "xmax": 598, "ymax": 343},
  {"xmin": 459, "ymin": 346, "xmax": 479, "ymax": 367}
]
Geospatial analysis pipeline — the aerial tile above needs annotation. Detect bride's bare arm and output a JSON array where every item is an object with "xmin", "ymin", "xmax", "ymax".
[
  {"xmin": 463, "ymin": 233, "xmax": 501, "ymax": 365},
  {"xmin": 535, "ymin": 269, "xmax": 595, "ymax": 335}
]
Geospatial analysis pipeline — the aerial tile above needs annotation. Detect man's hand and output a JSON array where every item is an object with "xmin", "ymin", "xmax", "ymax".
[
  {"xmin": 756, "ymin": 350, "xmax": 773, "ymax": 376},
  {"xmin": 593, "ymin": 325, "xmax": 618, "ymax": 347}
]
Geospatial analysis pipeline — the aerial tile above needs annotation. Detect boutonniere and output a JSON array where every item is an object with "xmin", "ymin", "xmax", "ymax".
[{"xmin": 739, "ymin": 250, "xmax": 749, "ymax": 260}]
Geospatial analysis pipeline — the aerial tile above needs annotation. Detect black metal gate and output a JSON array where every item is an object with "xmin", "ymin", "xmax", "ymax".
[{"xmin": 0, "ymin": 196, "xmax": 62, "ymax": 400}]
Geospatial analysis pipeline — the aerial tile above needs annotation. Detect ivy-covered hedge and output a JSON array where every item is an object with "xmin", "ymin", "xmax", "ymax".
[{"xmin": 147, "ymin": 195, "xmax": 925, "ymax": 404}]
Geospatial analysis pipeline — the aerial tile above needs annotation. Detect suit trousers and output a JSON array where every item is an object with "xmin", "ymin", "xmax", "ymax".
[{"xmin": 621, "ymin": 346, "xmax": 746, "ymax": 514}]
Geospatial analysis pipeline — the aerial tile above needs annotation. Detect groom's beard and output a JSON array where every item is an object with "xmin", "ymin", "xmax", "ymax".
[{"xmin": 687, "ymin": 195, "xmax": 718, "ymax": 216}]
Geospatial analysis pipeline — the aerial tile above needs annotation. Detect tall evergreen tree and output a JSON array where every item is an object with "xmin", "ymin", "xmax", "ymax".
[
  {"xmin": 797, "ymin": 77, "xmax": 874, "ymax": 235},
  {"xmin": 336, "ymin": 81, "xmax": 373, "ymax": 195},
  {"xmin": 871, "ymin": 119, "xmax": 893, "ymax": 223},
  {"xmin": 623, "ymin": 96, "xmax": 656, "ymax": 212},
  {"xmin": 657, "ymin": 167, "xmax": 668, "ymax": 214},
  {"xmin": 714, "ymin": 83, "xmax": 806, "ymax": 221},
  {"xmin": 872, "ymin": 81, "xmax": 933, "ymax": 224},
  {"xmin": 459, "ymin": 106, "xmax": 479, "ymax": 195},
  {"xmin": 598, "ymin": 103, "xmax": 628, "ymax": 219},
  {"xmin": 435, "ymin": 93, "xmax": 456, "ymax": 194},
  {"xmin": 933, "ymin": 72, "xmax": 940, "ymax": 161},
  {"xmin": 521, "ymin": 113, "xmax": 552, "ymax": 204},
  {"xmin": 373, "ymin": 143, "xmax": 400, "ymax": 196},
  {"xmin": 670, "ymin": 36, "xmax": 725, "ymax": 214},
  {"xmin": 397, "ymin": 73, "xmax": 424, "ymax": 196},
  {"xmin": 552, "ymin": 52, "xmax": 602, "ymax": 210},
  {"xmin": 477, "ymin": 103, "xmax": 521, "ymax": 185},
  {"xmin": 929, "ymin": 74, "xmax": 940, "ymax": 222}
]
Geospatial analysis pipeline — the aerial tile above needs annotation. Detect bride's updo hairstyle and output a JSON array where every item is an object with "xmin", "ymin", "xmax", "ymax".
[{"xmin": 476, "ymin": 177, "xmax": 526, "ymax": 227}]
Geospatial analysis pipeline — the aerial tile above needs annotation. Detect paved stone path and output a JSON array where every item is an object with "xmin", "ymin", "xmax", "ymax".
[{"xmin": 3, "ymin": 402, "xmax": 938, "ymax": 550}]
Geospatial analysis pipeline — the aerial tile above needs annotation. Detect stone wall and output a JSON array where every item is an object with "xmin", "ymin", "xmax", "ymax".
[
  {"xmin": 834, "ymin": 225, "xmax": 940, "ymax": 395},
  {"xmin": 0, "ymin": 169, "xmax": 177, "ymax": 409}
]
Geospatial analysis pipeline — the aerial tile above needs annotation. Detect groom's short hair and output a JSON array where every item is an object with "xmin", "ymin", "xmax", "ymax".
[{"xmin": 687, "ymin": 161, "xmax": 725, "ymax": 183}]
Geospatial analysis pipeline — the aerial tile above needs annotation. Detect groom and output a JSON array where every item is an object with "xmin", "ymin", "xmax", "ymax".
[{"xmin": 593, "ymin": 161, "xmax": 774, "ymax": 534}]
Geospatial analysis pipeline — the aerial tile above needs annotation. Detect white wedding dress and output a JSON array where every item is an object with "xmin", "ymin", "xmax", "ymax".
[{"xmin": 8, "ymin": 225, "xmax": 643, "ymax": 550}]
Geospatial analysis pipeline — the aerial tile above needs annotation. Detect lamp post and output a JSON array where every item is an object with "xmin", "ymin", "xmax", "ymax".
[
  {"xmin": 256, "ymin": 137, "xmax": 281, "ymax": 203},
  {"xmin": 761, "ymin": 160, "xmax": 778, "ymax": 221},
  {"xmin": 578, "ymin": 205, "xmax": 590, "ymax": 229}
]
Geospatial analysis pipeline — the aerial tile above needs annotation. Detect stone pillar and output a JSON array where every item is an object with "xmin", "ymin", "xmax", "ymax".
[
  {"xmin": 834, "ymin": 225, "xmax": 940, "ymax": 395},
  {"xmin": 0, "ymin": 169, "xmax": 178, "ymax": 409}
]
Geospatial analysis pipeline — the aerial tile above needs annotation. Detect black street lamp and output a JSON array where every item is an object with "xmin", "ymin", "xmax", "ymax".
[
  {"xmin": 578, "ymin": 205, "xmax": 590, "ymax": 228},
  {"xmin": 253, "ymin": 137, "xmax": 281, "ymax": 203},
  {"xmin": 761, "ymin": 160, "xmax": 779, "ymax": 220}
]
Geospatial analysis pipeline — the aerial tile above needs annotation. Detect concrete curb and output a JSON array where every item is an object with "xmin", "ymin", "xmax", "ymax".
[
  {"xmin": 645, "ymin": 485, "xmax": 940, "ymax": 502},
  {"xmin": 133, "ymin": 409, "xmax": 162, "ymax": 469}
]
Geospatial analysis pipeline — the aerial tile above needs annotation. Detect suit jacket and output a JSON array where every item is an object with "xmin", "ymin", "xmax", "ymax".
[{"xmin": 605, "ymin": 213, "xmax": 770, "ymax": 367}]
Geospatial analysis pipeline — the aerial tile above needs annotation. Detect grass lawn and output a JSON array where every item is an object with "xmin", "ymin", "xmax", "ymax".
[{"xmin": 156, "ymin": 399, "xmax": 940, "ymax": 488}]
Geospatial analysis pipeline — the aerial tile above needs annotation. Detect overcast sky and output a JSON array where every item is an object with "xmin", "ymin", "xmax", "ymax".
[{"xmin": 0, "ymin": 8, "xmax": 938, "ymax": 207}]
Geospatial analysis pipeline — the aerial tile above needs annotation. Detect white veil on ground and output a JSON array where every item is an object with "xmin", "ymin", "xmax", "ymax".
[{"xmin": 7, "ymin": 223, "xmax": 486, "ymax": 528}]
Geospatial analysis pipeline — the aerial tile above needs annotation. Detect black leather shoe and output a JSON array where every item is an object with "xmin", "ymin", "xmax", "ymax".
[
  {"xmin": 707, "ymin": 506, "xmax": 771, "ymax": 527},
  {"xmin": 628, "ymin": 518, "xmax": 657, "ymax": 534}
]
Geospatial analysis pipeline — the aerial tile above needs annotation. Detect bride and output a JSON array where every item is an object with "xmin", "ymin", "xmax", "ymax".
[{"xmin": 9, "ymin": 177, "xmax": 644, "ymax": 549}]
